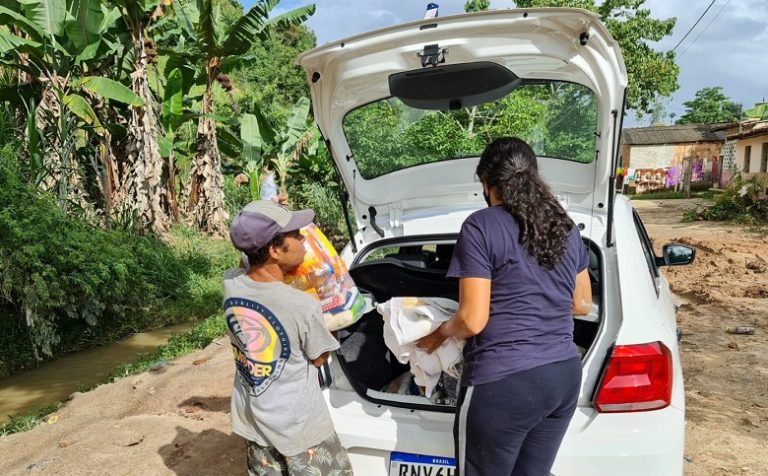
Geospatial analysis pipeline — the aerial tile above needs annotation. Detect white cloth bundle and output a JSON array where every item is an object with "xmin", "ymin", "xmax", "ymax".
[{"xmin": 378, "ymin": 297, "xmax": 464, "ymax": 397}]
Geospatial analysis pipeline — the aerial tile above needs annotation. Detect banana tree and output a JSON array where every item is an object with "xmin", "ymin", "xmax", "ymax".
[
  {"xmin": 167, "ymin": 0, "xmax": 315, "ymax": 234},
  {"xmin": 270, "ymin": 96, "xmax": 313, "ymax": 194},
  {"xmin": 239, "ymin": 110, "xmax": 263, "ymax": 200},
  {"xmin": 106, "ymin": 0, "xmax": 175, "ymax": 232},
  {"xmin": 235, "ymin": 96, "xmax": 315, "ymax": 199},
  {"xmin": 0, "ymin": 0, "xmax": 144, "ymax": 215}
]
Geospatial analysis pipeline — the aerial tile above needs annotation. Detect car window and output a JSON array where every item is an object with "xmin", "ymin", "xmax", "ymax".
[
  {"xmin": 343, "ymin": 81, "xmax": 598, "ymax": 179},
  {"xmin": 632, "ymin": 209, "xmax": 659, "ymax": 292}
]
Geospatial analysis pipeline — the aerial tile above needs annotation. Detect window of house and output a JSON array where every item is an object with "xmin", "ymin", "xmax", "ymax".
[
  {"xmin": 744, "ymin": 145, "xmax": 752, "ymax": 173},
  {"xmin": 762, "ymin": 143, "xmax": 768, "ymax": 173}
]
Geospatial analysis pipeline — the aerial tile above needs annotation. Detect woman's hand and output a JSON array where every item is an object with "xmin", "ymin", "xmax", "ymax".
[
  {"xmin": 417, "ymin": 277, "xmax": 492, "ymax": 353},
  {"xmin": 416, "ymin": 324, "xmax": 448, "ymax": 354}
]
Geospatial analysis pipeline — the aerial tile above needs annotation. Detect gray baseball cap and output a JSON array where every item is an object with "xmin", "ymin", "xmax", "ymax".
[{"xmin": 229, "ymin": 200, "xmax": 315, "ymax": 251}]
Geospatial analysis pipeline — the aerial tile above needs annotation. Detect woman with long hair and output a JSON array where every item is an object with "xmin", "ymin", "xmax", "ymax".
[{"xmin": 417, "ymin": 137, "xmax": 593, "ymax": 476}]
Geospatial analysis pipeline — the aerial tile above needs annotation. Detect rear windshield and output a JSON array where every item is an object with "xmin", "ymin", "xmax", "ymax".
[{"xmin": 343, "ymin": 81, "xmax": 598, "ymax": 179}]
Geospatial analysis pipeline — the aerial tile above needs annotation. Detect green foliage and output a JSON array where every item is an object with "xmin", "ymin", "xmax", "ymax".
[
  {"xmin": 232, "ymin": 24, "xmax": 316, "ymax": 125},
  {"xmin": 63, "ymin": 93, "xmax": 102, "ymax": 129},
  {"xmin": 629, "ymin": 190, "xmax": 715, "ymax": 200},
  {"xmin": 514, "ymin": 0, "xmax": 679, "ymax": 115},
  {"xmin": 744, "ymin": 102, "xmax": 768, "ymax": 121},
  {"xmin": 0, "ymin": 152, "xmax": 181, "ymax": 356},
  {"xmin": 0, "ymin": 149, "xmax": 237, "ymax": 376},
  {"xmin": 345, "ymin": 82, "xmax": 597, "ymax": 178},
  {"xmin": 676, "ymin": 87, "xmax": 741, "ymax": 125},
  {"xmin": 292, "ymin": 133, "xmax": 334, "ymax": 182},
  {"xmin": 0, "ymin": 403, "xmax": 61, "ymax": 437},
  {"xmin": 74, "ymin": 76, "xmax": 145, "ymax": 106},
  {"xmin": 464, "ymin": 0, "xmax": 490, "ymax": 13},
  {"xmin": 683, "ymin": 177, "xmax": 768, "ymax": 224},
  {"xmin": 294, "ymin": 181, "xmax": 346, "ymax": 246},
  {"xmin": 222, "ymin": 174, "xmax": 251, "ymax": 218},
  {"xmin": 20, "ymin": 0, "xmax": 67, "ymax": 37}
]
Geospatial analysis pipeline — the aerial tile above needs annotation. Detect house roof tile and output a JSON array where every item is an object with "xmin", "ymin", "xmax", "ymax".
[{"xmin": 621, "ymin": 124, "xmax": 725, "ymax": 145}]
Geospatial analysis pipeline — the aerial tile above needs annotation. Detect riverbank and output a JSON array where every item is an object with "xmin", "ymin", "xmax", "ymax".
[
  {"xmin": 0, "ymin": 221, "xmax": 237, "ymax": 380},
  {"xmin": 0, "ymin": 322, "xmax": 194, "ymax": 426},
  {"xmin": 1, "ymin": 223, "xmax": 236, "ymax": 373},
  {"xmin": 0, "ymin": 315, "xmax": 227, "ymax": 432}
]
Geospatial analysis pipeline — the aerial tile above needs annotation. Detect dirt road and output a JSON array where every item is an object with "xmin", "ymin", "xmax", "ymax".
[
  {"xmin": 0, "ymin": 199, "xmax": 765, "ymax": 475},
  {"xmin": 633, "ymin": 199, "xmax": 768, "ymax": 476}
]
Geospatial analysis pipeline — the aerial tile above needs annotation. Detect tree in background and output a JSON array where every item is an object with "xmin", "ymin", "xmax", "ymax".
[
  {"xmin": 173, "ymin": 0, "xmax": 315, "ymax": 234},
  {"xmin": 464, "ymin": 0, "xmax": 490, "ymax": 12},
  {"xmin": 236, "ymin": 24, "xmax": 315, "ymax": 125},
  {"xmin": 0, "ymin": 0, "xmax": 146, "ymax": 218},
  {"xmin": 744, "ymin": 102, "xmax": 768, "ymax": 121},
  {"xmin": 110, "ymin": 0, "xmax": 175, "ymax": 233},
  {"xmin": 676, "ymin": 87, "xmax": 741, "ymax": 125},
  {"xmin": 513, "ymin": 0, "xmax": 679, "ymax": 116}
]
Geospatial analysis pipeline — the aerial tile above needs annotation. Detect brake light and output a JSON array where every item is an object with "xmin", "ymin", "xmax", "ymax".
[{"xmin": 593, "ymin": 341, "xmax": 672, "ymax": 413}]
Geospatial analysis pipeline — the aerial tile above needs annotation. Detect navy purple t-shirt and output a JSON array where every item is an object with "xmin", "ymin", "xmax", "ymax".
[{"xmin": 447, "ymin": 206, "xmax": 589, "ymax": 386}]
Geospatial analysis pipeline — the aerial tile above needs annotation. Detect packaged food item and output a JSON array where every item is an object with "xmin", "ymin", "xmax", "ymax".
[{"xmin": 284, "ymin": 223, "xmax": 365, "ymax": 331}]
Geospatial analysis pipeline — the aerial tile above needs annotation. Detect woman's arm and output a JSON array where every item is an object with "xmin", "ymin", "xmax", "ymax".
[
  {"xmin": 416, "ymin": 277, "xmax": 491, "ymax": 353},
  {"xmin": 572, "ymin": 269, "xmax": 592, "ymax": 316}
]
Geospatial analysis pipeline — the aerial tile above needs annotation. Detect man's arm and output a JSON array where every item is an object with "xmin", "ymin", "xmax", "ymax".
[
  {"xmin": 302, "ymin": 307, "xmax": 340, "ymax": 367},
  {"xmin": 311, "ymin": 351, "xmax": 330, "ymax": 368}
]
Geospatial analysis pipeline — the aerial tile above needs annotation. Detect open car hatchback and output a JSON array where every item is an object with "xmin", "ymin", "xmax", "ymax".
[{"xmin": 297, "ymin": 7, "xmax": 692, "ymax": 476}]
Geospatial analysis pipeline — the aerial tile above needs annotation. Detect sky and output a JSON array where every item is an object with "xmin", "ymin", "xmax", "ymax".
[{"xmin": 256, "ymin": 0, "xmax": 768, "ymax": 127}]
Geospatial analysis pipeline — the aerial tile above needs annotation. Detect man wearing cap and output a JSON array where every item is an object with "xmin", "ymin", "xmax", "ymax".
[{"xmin": 224, "ymin": 200, "xmax": 353, "ymax": 475}]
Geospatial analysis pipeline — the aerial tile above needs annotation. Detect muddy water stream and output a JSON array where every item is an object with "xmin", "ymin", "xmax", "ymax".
[{"xmin": 0, "ymin": 322, "xmax": 194, "ymax": 424}]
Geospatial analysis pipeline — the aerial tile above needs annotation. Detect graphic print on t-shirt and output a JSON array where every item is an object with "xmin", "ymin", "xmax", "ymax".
[{"xmin": 224, "ymin": 298, "xmax": 291, "ymax": 396}]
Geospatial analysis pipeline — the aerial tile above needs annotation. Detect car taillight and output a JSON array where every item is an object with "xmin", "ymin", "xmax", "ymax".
[{"xmin": 593, "ymin": 341, "xmax": 672, "ymax": 413}]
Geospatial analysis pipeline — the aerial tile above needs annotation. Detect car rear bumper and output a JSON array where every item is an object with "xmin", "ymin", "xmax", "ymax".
[
  {"xmin": 328, "ymin": 390, "xmax": 684, "ymax": 476},
  {"xmin": 551, "ymin": 405, "xmax": 685, "ymax": 476}
]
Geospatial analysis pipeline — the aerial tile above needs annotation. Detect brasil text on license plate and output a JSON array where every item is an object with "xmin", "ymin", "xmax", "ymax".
[{"xmin": 389, "ymin": 451, "xmax": 456, "ymax": 476}]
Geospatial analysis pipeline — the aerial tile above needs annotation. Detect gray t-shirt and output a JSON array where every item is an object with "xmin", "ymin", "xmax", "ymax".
[{"xmin": 222, "ymin": 268, "xmax": 340, "ymax": 455}]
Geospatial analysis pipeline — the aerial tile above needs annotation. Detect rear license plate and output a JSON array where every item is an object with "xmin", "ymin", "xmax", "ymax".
[{"xmin": 389, "ymin": 451, "xmax": 456, "ymax": 476}]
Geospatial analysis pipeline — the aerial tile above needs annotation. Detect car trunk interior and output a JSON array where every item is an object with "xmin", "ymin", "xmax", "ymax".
[{"xmin": 334, "ymin": 235, "xmax": 602, "ymax": 412}]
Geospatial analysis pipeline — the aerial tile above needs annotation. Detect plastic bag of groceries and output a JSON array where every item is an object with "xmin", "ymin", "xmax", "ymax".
[{"xmin": 284, "ymin": 223, "xmax": 365, "ymax": 331}]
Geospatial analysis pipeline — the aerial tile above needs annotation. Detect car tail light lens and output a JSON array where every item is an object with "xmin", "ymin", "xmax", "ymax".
[{"xmin": 593, "ymin": 341, "xmax": 672, "ymax": 413}]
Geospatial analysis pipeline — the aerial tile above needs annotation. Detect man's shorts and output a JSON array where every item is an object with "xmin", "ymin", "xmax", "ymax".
[{"xmin": 246, "ymin": 432, "xmax": 354, "ymax": 476}]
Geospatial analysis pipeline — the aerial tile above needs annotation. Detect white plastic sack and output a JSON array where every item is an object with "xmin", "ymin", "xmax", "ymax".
[{"xmin": 378, "ymin": 297, "xmax": 464, "ymax": 397}]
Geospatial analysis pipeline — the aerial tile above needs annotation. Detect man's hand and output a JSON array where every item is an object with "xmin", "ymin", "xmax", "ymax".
[
  {"xmin": 311, "ymin": 351, "xmax": 330, "ymax": 368},
  {"xmin": 416, "ymin": 324, "xmax": 448, "ymax": 354}
]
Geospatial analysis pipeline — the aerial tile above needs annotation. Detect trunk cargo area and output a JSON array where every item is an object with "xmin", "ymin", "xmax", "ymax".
[{"xmin": 333, "ymin": 237, "xmax": 602, "ymax": 410}]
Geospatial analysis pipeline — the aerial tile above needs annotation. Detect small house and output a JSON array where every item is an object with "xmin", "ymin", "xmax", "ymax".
[{"xmin": 620, "ymin": 124, "xmax": 726, "ymax": 193}]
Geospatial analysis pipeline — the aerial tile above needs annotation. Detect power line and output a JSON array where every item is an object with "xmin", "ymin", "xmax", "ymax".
[
  {"xmin": 678, "ymin": 0, "xmax": 732, "ymax": 59},
  {"xmin": 672, "ymin": 0, "xmax": 718, "ymax": 52}
]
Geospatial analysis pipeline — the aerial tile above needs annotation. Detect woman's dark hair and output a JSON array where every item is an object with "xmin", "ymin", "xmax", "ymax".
[
  {"xmin": 244, "ymin": 233, "xmax": 286, "ymax": 267},
  {"xmin": 476, "ymin": 137, "xmax": 574, "ymax": 270}
]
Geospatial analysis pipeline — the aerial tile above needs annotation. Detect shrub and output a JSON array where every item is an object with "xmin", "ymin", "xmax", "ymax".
[
  {"xmin": 682, "ymin": 176, "xmax": 768, "ymax": 224},
  {"xmin": 0, "ymin": 403, "xmax": 61, "ymax": 437},
  {"xmin": 0, "ymin": 150, "xmax": 220, "ymax": 376},
  {"xmin": 223, "ymin": 175, "xmax": 251, "ymax": 222},
  {"xmin": 293, "ymin": 181, "xmax": 349, "ymax": 249}
]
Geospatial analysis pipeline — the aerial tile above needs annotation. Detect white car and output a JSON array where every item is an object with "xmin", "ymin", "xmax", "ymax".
[{"xmin": 298, "ymin": 8, "xmax": 694, "ymax": 476}]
